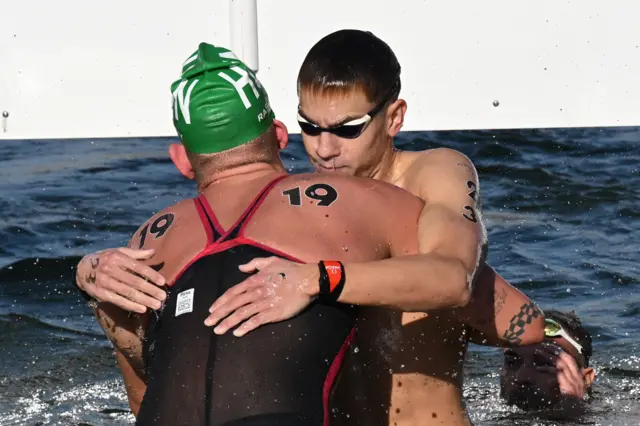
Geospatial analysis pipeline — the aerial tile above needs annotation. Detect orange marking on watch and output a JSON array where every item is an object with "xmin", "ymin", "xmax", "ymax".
[{"xmin": 323, "ymin": 261, "xmax": 342, "ymax": 292}]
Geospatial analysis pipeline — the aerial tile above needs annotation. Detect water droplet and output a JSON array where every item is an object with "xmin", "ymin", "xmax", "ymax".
[
  {"xmin": 492, "ymin": 100, "xmax": 500, "ymax": 107},
  {"xmin": 353, "ymin": 346, "xmax": 359, "ymax": 353}
]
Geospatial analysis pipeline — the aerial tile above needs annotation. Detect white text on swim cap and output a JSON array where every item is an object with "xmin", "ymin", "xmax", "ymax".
[
  {"xmin": 219, "ymin": 51, "xmax": 239, "ymax": 61},
  {"xmin": 258, "ymin": 99, "xmax": 272, "ymax": 122},
  {"xmin": 172, "ymin": 79, "xmax": 199, "ymax": 125},
  {"xmin": 218, "ymin": 66, "xmax": 260, "ymax": 109},
  {"xmin": 182, "ymin": 53, "xmax": 199, "ymax": 74}
]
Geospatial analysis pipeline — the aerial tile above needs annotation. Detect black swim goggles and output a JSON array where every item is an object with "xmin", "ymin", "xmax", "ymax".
[{"xmin": 297, "ymin": 89, "xmax": 396, "ymax": 139}]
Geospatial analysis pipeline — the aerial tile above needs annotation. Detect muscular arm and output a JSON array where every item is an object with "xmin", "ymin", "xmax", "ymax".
[
  {"xmin": 205, "ymin": 175, "xmax": 474, "ymax": 335},
  {"xmin": 85, "ymin": 211, "xmax": 180, "ymax": 415},
  {"xmin": 328, "ymin": 149, "xmax": 487, "ymax": 310},
  {"xmin": 411, "ymin": 149, "xmax": 543, "ymax": 346},
  {"xmin": 73, "ymin": 209, "xmax": 181, "ymax": 314},
  {"xmin": 453, "ymin": 263, "xmax": 545, "ymax": 347},
  {"xmin": 92, "ymin": 300, "xmax": 148, "ymax": 414}
]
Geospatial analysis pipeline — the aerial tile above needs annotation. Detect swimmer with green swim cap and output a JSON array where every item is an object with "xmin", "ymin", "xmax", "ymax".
[
  {"xmin": 170, "ymin": 42, "xmax": 275, "ymax": 154},
  {"xmin": 82, "ymin": 42, "xmax": 449, "ymax": 426}
]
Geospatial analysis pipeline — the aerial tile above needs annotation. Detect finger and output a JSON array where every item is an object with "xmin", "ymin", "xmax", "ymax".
[
  {"xmin": 238, "ymin": 257, "xmax": 278, "ymax": 273},
  {"xmin": 233, "ymin": 311, "xmax": 276, "ymax": 337},
  {"xmin": 205, "ymin": 288, "xmax": 265, "ymax": 327},
  {"xmin": 556, "ymin": 356, "xmax": 583, "ymax": 397},
  {"xmin": 95, "ymin": 288, "xmax": 148, "ymax": 314},
  {"xmin": 109, "ymin": 266, "xmax": 167, "ymax": 305},
  {"xmin": 118, "ymin": 247, "xmax": 156, "ymax": 260},
  {"xmin": 208, "ymin": 279, "xmax": 261, "ymax": 313},
  {"xmin": 558, "ymin": 352, "xmax": 584, "ymax": 391},
  {"xmin": 557, "ymin": 368, "xmax": 579, "ymax": 396},
  {"xmin": 99, "ymin": 274, "xmax": 163, "ymax": 310},
  {"xmin": 211, "ymin": 299, "xmax": 271, "ymax": 335},
  {"xmin": 115, "ymin": 254, "xmax": 166, "ymax": 286}
]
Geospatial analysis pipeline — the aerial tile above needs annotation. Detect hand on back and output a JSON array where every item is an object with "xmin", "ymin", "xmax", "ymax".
[
  {"xmin": 75, "ymin": 248, "xmax": 167, "ymax": 313},
  {"xmin": 205, "ymin": 257, "xmax": 318, "ymax": 337}
]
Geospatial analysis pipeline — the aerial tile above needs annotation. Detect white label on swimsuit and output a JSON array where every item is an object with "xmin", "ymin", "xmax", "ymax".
[{"xmin": 175, "ymin": 288, "xmax": 195, "ymax": 317}]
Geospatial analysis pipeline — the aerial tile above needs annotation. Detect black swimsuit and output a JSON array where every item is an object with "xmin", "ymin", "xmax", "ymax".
[{"xmin": 137, "ymin": 176, "xmax": 356, "ymax": 426}]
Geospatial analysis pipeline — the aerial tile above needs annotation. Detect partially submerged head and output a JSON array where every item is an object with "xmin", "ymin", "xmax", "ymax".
[
  {"xmin": 296, "ymin": 29, "xmax": 406, "ymax": 178},
  {"xmin": 168, "ymin": 43, "xmax": 287, "ymax": 188},
  {"xmin": 500, "ymin": 309, "xmax": 595, "ymax": 412}
]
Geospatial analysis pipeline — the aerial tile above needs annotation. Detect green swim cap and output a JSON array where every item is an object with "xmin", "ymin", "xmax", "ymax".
[{"xmin": 170, "ymin": 42, "xmax": 275, "ymax": 154}]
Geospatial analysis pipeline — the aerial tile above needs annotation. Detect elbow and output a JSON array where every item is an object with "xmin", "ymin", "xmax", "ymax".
[
  {"xmin": 453, "ymin": 285, "xmax": 472, "ymax": 309},
  {"xmin": 455, "ymin": 242, "xmax": 487, "ymax": 308},
  {"xmin": 448, "ymin": 260, "xmax": 473, "ymax": 309},
  {"xmin": 456, "ymin": 285, "xmax": 472, "ymax": 309}
]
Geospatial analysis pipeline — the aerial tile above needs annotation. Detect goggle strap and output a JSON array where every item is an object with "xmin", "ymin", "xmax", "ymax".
[
  {"xmin": 342, "ymin": 115, "xmax": 371, "ymax": 127},
  {"xmin": 558, "ymin": 330, "xmax": 584, "ymax": 355},
  {"xmin": 297, "ymin": 113, "xmax": 313, "ymax": 125}
]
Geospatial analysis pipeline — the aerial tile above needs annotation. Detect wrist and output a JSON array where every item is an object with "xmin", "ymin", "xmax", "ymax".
[
  {"xmin": 302, "ymin": 263, "xmax": 321, "ymax": 297},
  {"xmin": 317, "ymin": 261, "xmax": 346, "ymax": 303}
]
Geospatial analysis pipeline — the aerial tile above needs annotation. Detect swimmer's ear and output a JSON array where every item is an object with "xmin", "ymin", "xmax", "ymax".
[
  {"xmin": 273, "ymin": 119, "xmax": 289, "ymax": 150},
  {"xmin": 168, "ymin": 144, "xmax": 195, "ymax": 180},
  {"xmin": 582, "ymin": 367, "xmax": 595, "ymax": 387},
  {"xmin": 386, "ymin": 98, "xmax": 407, "ymax": 137}
]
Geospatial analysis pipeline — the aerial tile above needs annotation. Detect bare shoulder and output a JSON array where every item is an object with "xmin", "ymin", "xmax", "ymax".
[
  {"xmin": 404, "ymin": 148, "xmax": 479, "ymax": 200},
  {"xmin": 412, "ymin": 148, "xmax": 476, "ymax": 175},
  {"xmin": 284, "ymin": 173, "xmax": 422, "ymax": 209},
  {"xmin": 129, "ymin": 198, "xmax": 194, "ymax": 251}
]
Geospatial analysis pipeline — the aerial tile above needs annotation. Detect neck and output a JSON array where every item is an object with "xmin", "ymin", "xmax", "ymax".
[
  {"xmin": 370, "ymin": 144, "xmax": 399, "ymax": 183},
  {"xmin": 197, "ymin": 161, "xmax": 286, "ymax": 193}
]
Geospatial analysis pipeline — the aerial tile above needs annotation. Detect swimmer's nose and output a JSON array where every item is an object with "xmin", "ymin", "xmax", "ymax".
[{"xmin": 315, "ymin": 132, "xmax": 340, "ymax": 160}]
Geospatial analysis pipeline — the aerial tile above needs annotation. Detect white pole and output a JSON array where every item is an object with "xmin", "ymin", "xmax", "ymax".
[{"xmin": 229, "ymin": 0, "xmax": 259, "ymax": 72}]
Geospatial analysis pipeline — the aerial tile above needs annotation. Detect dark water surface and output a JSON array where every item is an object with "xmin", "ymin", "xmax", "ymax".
[{"xmin": 1, "ymin": 128, "xmax": 638, "ymax": 425}]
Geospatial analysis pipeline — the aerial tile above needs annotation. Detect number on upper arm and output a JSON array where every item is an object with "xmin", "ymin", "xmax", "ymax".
[
  {"xmin": 462, "ymin": 181, "xmax": 479, "ymax": 223},
  {"xmin": 138, "ymin": 213, "xmax": 175, "ymax": 249}
]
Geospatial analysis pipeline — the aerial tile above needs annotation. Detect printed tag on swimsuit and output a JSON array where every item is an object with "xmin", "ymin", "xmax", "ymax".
[{"xmin": 175, "ymin": 288, "xmax": 195, "ymax": 317}]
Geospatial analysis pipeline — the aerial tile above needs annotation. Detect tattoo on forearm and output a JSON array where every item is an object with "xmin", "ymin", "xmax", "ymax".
[
  {"xmin": 494, "ymin": 287, "xmax": 508, "ymax": 314},
  {"xmin": 502, "ymin": 302, "xmax": 542, "ymax": 345},
  {"xmin": 463, "ymin": 180, "xmax": 480, "ymax": 223}
]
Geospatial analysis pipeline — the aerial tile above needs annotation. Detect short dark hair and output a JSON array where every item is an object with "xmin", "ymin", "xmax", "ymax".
[
  {"xmin": 297, "ymin": 29, "xmax": 401, "ymax": 105},
  {"xmin": 545, "ymin": 309, "xmax": 593, "ymax": 367}
]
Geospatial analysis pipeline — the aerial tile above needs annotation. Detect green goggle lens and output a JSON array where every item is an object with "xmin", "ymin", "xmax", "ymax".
[{"xmin": 544, "ymin": 319, "xmax": 562, "ymax": 337}]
